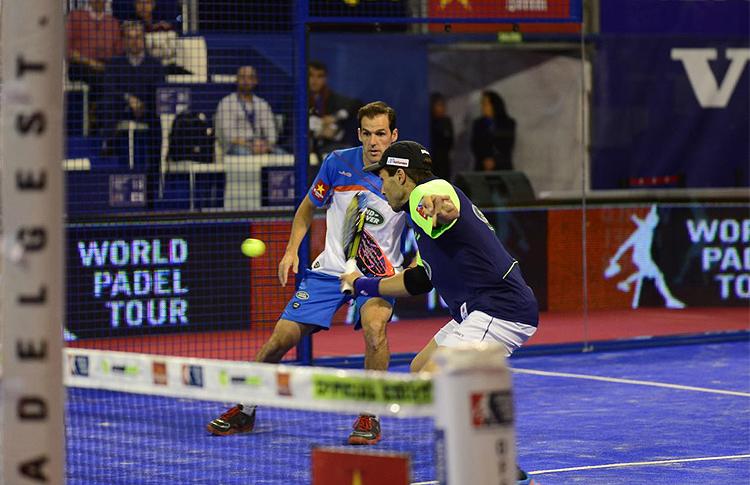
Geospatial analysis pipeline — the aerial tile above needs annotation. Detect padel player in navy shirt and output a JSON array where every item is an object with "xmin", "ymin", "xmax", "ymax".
[
  {"xmin": 340, "ymin": 140, "xmax": 539, "ymax": 484},
  {"xmin": 341, "ymin": 140, "xmax": 538, "ymax": 370}
]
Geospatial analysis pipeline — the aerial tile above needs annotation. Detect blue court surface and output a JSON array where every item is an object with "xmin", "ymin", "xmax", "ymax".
[{"xmin": 66, "ymin": 340, "xmax": 750, "ymax": 484}]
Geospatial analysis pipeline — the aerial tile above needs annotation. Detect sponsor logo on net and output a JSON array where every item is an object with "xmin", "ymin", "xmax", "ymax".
[
  {"xmin": 276, "ymin": 371, "xmax": 292, "ymax": 396},
  {"xmin": 182, "ymin": 364, "xmax": 204, "ymax": 387},
  {"xmin": 71, "ymin": 355, "xmax": 90, "ymax": 377},
  {"xmin": 152, "ymin": 361, "xmax": 168, "ymax": 386},
  {"xmin": 100, "ymin": 359, "xmax": 141, "ymax": 377},
  {"xmin": 312, "ymin": 375, "xmax": 432, "ymax": 404},
  {"xmin": 218, "ymin": 370, "xmax": 263, "ymax": 388}
]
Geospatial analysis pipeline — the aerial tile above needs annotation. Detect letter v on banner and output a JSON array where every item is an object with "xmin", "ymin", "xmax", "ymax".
[{"xmin": 671, "ymin": 48, "xmax": 750, "ymax": 108}]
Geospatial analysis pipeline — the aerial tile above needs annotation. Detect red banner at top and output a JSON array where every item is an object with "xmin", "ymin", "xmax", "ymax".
[{"xmin": 428, "ymin": 0, "xmax": 572, "ymax": 20}]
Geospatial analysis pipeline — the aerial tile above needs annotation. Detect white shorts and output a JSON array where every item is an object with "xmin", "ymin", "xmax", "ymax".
[{"xmin": 433, "ymin": 310, "xmax": 537, "ymax": 357}]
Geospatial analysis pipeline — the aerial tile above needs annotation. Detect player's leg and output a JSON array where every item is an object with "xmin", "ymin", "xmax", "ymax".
[
  {"xmin": 207, "ymin": 270, "xmax": 340, "ymax": 436},
  {"xmin": 430, "ymin": 312, "xmax": 538, "ymax": 485},
  {"xmin": 358, "ymin": 297, "xmax": 392, "ymax": 371},
  {"xmin": 409, "ymin": 319, "xmax": 459, "ymax": 373},
  {"xmin": 410, "ymin": 338, "xmax": 438, "ymax": 373},
  {"xmin": 206, "ymin": 318, "xmax": 316, "ymax": 436},
  {"xmin": 347, "ymin": 297, "xmax": 392, "ymax": 445},
  {"xmin": 256, "ymin": 318, "xmax": 316, "ymax": 363}
]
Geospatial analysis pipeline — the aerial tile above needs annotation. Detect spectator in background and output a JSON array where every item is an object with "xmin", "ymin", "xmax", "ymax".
[
  {"xmin": 470, "ymin": 90, "xmax": 516, "ymax": 172},
  {"xmin": 101, "ymin": 21, "xmax": 165, "ymax": 207},
  {"xmin": 66, "ymin": 0, "xmax": 123, "ymax": 131},
  {"xmin": 215, "ymin": 66, "xmax": 278, "ymax": 155},
  {"xmin": 130, "ymin": 0, "xmax": 187, "ymax": 75},
  {"xmin": 429, "ymin": 92, "xmax": 454, "ymax": 181},
  {"xmin": 132, "ymin": 0, "xmax": 173, "ymax": 32},
  {"xmin": 308, "ymin": 61, "xmax": 361, "ymax": 159}
]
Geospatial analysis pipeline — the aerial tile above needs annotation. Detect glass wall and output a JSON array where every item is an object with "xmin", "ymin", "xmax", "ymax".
[{"xmin": 60, "ymin": 0, "xmax": 749, "ymax": 362}]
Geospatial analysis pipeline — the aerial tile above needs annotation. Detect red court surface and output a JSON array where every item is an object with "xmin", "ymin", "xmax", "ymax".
[{"xmin": 68, "ymin": 307, "xmax": 749, "ymax": 361}]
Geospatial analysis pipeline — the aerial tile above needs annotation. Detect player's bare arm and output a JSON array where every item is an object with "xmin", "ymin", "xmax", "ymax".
[
  {"xmin": 340, "ymin": 265, "xmax": 432, "ymax": 299},
  {"xmin": 278, "ymin": 197, "xmax": 316, "ymax": 286},
  {"xmin": 339, "ymin": 269, "xmax": 411, "ymax": 297}
]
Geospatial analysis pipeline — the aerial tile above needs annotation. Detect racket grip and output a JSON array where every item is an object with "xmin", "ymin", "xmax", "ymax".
[{"xmin": 341, "ymin": 258, "xmax": 358, "ymax": 295}]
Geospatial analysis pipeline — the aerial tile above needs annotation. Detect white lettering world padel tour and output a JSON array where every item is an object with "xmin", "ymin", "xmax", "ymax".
[
  {"xmin": 686, "ymin": 217, "xmax": 750, "ymax": 300},
  {"xmin": 78, "ymin": 238, "xmax": 190, "ymax": 328}
]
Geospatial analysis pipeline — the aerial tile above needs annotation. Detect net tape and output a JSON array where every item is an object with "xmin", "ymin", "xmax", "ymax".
[{"xmin": 64, "ymin": 348, "xmax": 434, "ymax": 418}]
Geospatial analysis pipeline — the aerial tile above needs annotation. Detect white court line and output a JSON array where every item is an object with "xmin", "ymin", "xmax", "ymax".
[
  {"xmin": 530, "ymin": 454, "xmax": 750, "ymax": 474},
  {"xmin": 512, "ymin": 368, "xmax": 750, "ymax": 397},
  {"xmin": 409, "ymin": 454, "xmax": 750, "ymax": 484}
]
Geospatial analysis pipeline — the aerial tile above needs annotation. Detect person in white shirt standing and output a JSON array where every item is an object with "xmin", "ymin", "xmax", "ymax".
[{"xmin": 214, "ymin": 65, "xmax": 278, "ymax": 155}]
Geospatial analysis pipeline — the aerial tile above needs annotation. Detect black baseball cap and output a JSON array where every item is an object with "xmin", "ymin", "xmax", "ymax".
[{"xmin": 363, "ymin": 141, "xmax": 432, "ymax": 173}]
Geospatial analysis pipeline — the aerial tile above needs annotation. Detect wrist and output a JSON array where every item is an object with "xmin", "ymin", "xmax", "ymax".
[{"xmin": 353, "ymin": 277, "xmax": 381, "ymax": 297}]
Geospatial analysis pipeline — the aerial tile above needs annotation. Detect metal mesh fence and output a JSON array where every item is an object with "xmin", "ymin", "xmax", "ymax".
[{"xmin": 60, "ymin": 0, "xmax": 584, "ymax": 362}]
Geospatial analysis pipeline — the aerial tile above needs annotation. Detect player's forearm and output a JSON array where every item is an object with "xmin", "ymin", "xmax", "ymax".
[
  {"xmin": 376, "ymin": 272, "xmax": 411, "ymax": 297},
  {"xmin": 351, "ymin": 266, "xmax": 432, "ymax": 298}
]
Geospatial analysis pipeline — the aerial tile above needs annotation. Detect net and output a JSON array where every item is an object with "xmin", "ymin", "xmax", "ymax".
[{"xmin": 65, "ymin": 348, "xmax": 436, "ymax": 485}]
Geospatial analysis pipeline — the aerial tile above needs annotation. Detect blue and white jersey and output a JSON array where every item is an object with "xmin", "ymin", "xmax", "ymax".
[
  {"xmin": 307, "ymin": 146, "xmax": 406, "ymax": 277},
  {"xmin": 407, "ymin": 178, "xmax": 538, "ymax": 327}
]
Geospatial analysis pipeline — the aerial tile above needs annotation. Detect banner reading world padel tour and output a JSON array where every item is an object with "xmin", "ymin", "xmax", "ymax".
[{"xmin": 63, "ymin": 203, "xmax": 747, "ymax": 339}]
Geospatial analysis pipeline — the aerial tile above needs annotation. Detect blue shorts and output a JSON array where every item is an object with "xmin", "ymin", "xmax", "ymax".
[{"xmin": 280, "ymin": 269, "xmax": 395, "ymax": 331}]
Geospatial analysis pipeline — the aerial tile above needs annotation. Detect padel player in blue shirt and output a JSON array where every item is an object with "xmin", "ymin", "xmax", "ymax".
[
  {"xmin": 207, "ymin": 102, "xmax": 406, "ymax": 445},
  {"xmin": 340, "ymin": 140, "xmax": 539, "ymax": 484}
]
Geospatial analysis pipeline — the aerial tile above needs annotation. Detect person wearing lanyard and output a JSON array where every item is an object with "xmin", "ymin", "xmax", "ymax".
[{"xmin": 214, "ymin": 65, "xmax": 278, "ymax": 155}]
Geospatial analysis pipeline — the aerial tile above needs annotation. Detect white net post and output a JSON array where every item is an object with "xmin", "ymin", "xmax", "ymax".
[
  {"xmin": 433, "ymin": 343, "xmax": 517, "ymax": 485},
  {"xmin": 1, "ymin": 0, "xmax": 66, "ymax": 483}
]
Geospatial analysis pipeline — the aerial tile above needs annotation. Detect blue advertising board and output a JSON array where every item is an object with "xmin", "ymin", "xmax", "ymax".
[
  {"xmin": 600, "ymin": 0, "xmax": 749, "ymax": 36},
  {"xmin": 67, "ymin": 220, "xmax": 251, "ymax": 338},
  {"xmin": 591, "ymin": 37, "xmax": 749, "ymax": 189}
]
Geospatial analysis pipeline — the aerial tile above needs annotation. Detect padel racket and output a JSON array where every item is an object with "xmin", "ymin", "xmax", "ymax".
[{"xmin": 341, "ymin": 192, "xmax": 367, "ymax": 294}]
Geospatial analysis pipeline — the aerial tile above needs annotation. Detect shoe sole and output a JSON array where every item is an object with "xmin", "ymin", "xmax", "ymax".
[
  {"xmin": 206, "ymin": 424, "xmax": 253, "ymax": 436},
  {"xmin": 347, "ymin": 435, "xmax": 381, "ymax": 445}
]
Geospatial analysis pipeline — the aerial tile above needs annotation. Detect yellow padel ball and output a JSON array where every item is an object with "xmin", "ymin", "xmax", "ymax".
[{"xmin": 241, "ymin": 238, "xmax": 266, "ymax": 258}]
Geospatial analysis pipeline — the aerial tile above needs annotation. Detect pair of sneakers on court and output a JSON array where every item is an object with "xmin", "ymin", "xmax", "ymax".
[
  {"xmin": 206, "ymin": 404, "xmax": 381, "ymax": 445},
  {"xmin": 207, "ymin": 405, "xmax": 536, "ymax": 484}
]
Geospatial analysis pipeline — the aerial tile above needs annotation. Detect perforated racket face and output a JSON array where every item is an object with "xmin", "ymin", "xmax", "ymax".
[{"xmin": 355, "ymin": 230, "xmax": 394, "ymax": 277}]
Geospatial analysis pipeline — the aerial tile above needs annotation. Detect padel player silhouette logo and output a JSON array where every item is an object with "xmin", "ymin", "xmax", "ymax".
[{"xmin": 604, "ymin": 205, "xmax": 685, "ymax": 309}]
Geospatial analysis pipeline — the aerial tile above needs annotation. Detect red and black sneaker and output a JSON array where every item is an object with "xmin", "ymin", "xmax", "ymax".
[
  {"xmin": 347, "ymin": 414, "xmax": 381, "ymax": 445},
  {"xmin": 206, "ymin": 404, "xmax": 256, "ymax": 436}
]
